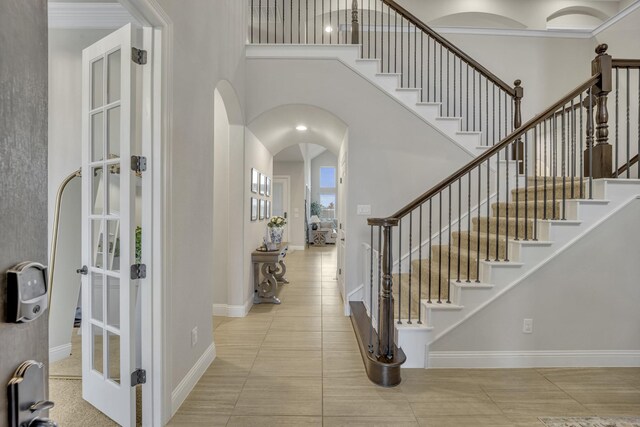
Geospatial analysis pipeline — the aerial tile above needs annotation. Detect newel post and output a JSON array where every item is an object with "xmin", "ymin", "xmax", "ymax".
[
  {"xmin": 511, "ymin": 79, "xmax": 524, "ymax": 170},
  {"xmin": 351, "ymin": 0, "xmax": 360, "ymax": 45},
  {"xmin": 368, "ymin": 217, "xmax": 399, "ymax": 360},
  {"xmin": 585, "ymin": 44, "xmax": 613, "ymax": 178}
]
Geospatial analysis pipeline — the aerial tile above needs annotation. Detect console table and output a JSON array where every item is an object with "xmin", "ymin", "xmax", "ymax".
[{"xmin": 251, "ymin": 242, "xmax": 289, "ymax": 304}]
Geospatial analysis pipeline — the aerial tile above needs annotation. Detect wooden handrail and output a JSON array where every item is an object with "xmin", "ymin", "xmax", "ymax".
[
  {"xmin": 379, "ymin": 0, "xmax": 516, "ymax": 97},
  {"xmin": 386, "ymin": 74, "xmax": 600, "ymax": 220},
  {"xmin": 612, "ymin": 59, "xmax": 640, "ymax": 69},
  {"xmin": 616, "ymin": 154, "xmax": 639, "ymax": 176}
]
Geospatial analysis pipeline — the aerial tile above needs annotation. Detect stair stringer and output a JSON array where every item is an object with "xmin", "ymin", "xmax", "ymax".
[
  {"xmin": 246, "ymin": 44, "xmax": 486, "ymax": 157},
  {"xmin": 395, "ymin": 179, "xmax": 640, "ymax": 368}
]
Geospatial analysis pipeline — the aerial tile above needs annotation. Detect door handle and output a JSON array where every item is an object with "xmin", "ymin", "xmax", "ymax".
[
  {"xmin": 340, "ymin": 238, "xmax": 345, "ymax": 241},
  {"xmin": 76, "ymin": 265, "xmax": 88, "ymax": 275},
  {"xmin": 284, "ymin": 212, "xmax": 287, "ymax": 219}
]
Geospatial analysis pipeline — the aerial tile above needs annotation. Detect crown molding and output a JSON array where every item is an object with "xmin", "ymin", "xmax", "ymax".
[
  {"xmin": 48, "ymin": 2, "xmax": 139, "ymax": 29},
  {"xmin": 592, "ymin": 0, "xmax": 640, "ymax": 35},
  {"xmin": 432, "ymin": 26, "xmax": 593, "ymax": 39}
]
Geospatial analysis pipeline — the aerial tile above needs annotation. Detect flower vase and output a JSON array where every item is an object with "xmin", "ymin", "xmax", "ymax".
[{"xmin": 270, "ymin": 227, "xmax": 284, "ymax": 244}]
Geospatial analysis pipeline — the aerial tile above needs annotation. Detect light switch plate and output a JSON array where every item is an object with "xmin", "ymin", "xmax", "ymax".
[{"xmin": 357, "ymin": 205, "xmax": 371, "ymax": 215}]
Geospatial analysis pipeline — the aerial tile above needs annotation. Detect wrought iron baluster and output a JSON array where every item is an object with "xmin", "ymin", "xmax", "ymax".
[
  {"xmin": 418, "ymin": 203, "xmax": 423, "ymax": 323},
  {"xmin": 476, "ymin": 166, "xmax": 481, "ymax": 282},
  {"xmin": 457, "ymin": 179, "xmax": 461, "ymax": 282},
  {"xmin": 428, "ymin": 199, "xmax": 432, "ymax": 303},
  {"xmin": 447, "ymin": 185, "xmax": 452, "ymax": 303},
  {"xmin": 408, "ymin": 211, "xmax": 412, "ymax": 324}
]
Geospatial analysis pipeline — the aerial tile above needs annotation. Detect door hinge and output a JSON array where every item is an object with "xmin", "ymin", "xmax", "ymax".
[
  {"xmin": 339, "ymin": 268, "xmax": 342, "ymax": 275},
  {"xmin": 131, "ymin": 47, "xmax": 148, "ymax": 65},
  {"xmin": 131, "ymin": 369, "xmax": 146, "ymax": 386},
  {"xmin": 130, "ymin": 264, "xmax": 147, "ymax": 279},
  {"xmin": 131, "ymin": 155, "xmax": 147, "ymax": 173}
]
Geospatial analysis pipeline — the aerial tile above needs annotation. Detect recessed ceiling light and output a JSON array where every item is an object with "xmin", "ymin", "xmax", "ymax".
[
  {"xmin": 296, "ymin": 125, "xmax": 308, "ymax": 131},
  {"xmin": 325, "ymin": 26, "xmax": 333, "ymax": 33}
]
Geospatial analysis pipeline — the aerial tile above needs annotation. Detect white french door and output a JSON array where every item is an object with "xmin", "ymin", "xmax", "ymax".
[{"xmin": 81, "ymin": 24, "xmax": 138, "ymax": 427}]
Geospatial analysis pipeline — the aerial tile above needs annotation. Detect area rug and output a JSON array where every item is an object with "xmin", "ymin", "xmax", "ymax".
[{"xmin": 540, "ymin": 417, "xmax": 640, "ymax": 427}]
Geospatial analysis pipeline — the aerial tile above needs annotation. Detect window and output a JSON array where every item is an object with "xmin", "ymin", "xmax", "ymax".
[{"xmin": 318, "ymin": 167, "xmax": 336, "ymax": 219}]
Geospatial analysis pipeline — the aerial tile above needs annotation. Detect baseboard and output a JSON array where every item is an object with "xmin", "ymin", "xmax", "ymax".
[
  {"xmin": 212, "ymin": 297, "xmax": 252, "ymax": 317},
  {"xmin": 288, "ymin": 245, "xmax": 305, "ymax": 251},
  {"xmin": 49, "ymin": 343, "xmax": 73, "ymax": 363},
  {"xmin": 428, "ymin": 350, "xmax": 640, "ymax": 368},
  {"xmin": 170, "ymin": 342, "xmax": 216, "ymax": 416}
]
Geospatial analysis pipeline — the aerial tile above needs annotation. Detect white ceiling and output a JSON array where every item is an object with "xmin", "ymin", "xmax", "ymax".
[
  {"xmin": 274, "ymin": 144, "xmax": 305, "ymax": 162},
  {"xmin": 248, "ymin": 105, "xmax": 347, "ymax": 156}
]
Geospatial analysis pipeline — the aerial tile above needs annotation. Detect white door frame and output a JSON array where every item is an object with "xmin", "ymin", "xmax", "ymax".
[
  {"xmin": 117, "ymin": 1, "xmax": 171, "ymax": 424},
  {"xmin": 273, "ymin": 176, "xmax": 291, "ymax": 243}
]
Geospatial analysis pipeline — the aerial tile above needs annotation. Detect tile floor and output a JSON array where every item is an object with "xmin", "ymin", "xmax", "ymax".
[{"xmin": 168, "ymin": 246, "xmax": 640, "ymax": 426}]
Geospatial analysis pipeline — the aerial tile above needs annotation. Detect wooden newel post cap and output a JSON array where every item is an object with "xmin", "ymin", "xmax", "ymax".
[
  {"xmin": 513, "ymin": 79, "xmax": 523, "ymax": 98},
  {"xmin": 595, "ymin": 44, "xmax": 608, "ymax": 55},
  {"xmin": 368, "ymin": 218, "xmax": 400, "ymax": 227}
]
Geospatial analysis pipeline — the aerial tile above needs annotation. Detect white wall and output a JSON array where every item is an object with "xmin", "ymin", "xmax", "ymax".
[
  {"xmin": 246, "ymin": 57, "xmax": 475, "ymax": 307},
  {"xmin": 594, "ymin": 5, "xmax": 640, "ymax": 57},
  {"xmin": 154, "ymin": 0, "xmax": 249, "ymax": 403},
  {"xmin": 310, "ymin": 150, "xmax": 338, "ymax": 217},
  {"xmin": 431, "ymin": 198, "xmax": 640, "ymax": 358},
  {"xmin": 244, "ymin": 129, "xmax": 274, "ymax": 305},
  {"xmin": 273, "ymin": 160, "xmax": 306, "ymax": 248}
]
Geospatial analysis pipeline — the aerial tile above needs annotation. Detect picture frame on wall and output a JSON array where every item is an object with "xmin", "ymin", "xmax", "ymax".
[
  {"xmin": 266, "ymin": 177, "xmax": 271, "ymax": 197},
  {"xmin": 259, "ymin": 199, "xmax": 265, "ymax": 220},
  {"xmin": 251, "ymin": 168, "xmax": 259, "ymax": 193},
  {"xmin": 259, "ymin": 173, "xmax": 266, "ymax": 195},
  {"xmin": 266, "ymin": 200, "xmax": 271, "ymax": 219},
  {"xmin": 250, "ymin": 197, "xmax": 258, "ymax": 221}
]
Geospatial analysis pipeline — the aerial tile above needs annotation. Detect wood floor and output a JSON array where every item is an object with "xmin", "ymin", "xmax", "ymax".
[{"xmin": 168, "ymin": 246, "xmax": 640, "ymax": 426}]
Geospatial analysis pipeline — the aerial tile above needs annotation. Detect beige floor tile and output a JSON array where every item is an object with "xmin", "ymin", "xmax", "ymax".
[
  {"xmin": 215, "ymin": 316, "xmax": 272, "ymax": 333},
  {"xmin": 227, "ymin": 416, "xmax": 322, "ymax": 426},
  {"xmin": 275, "ymin": 303, "xmax": 322, "ymax": 317},
  {"xmin": 323, "ymin": 376, "xmax": 413, "ymax": 417},
  {"xmin": 583, "ymin": 403, "xmax": 640, "ymax": 415},
  {"xmin": 484, "ymin": 389, "xmax": 574, "ymax": 403},
  {"xmin": 323, "ymin": 315, "xmax": 354, "ymax": 332},
  {"xmin": 278, "ymin": 294, "xmax": 323, "ymax": 305},
  {"xmin": 322, "ymin": 304, "xmax": 347, "ymax": 317},
  {"xmin": 278, "ymin": 286, "xmax": 323, "ymax": 296},
  {"xmin": 213, "ymin": 330, "xmax": 267, "ymax": 347},
  {"xmin": 322, "ymin": 295, "xmax": 344, "ymax": 305},
  {"xmin": 207, "ymin": 345, "xmax": 260, "ymax": 377},
  {"xmin": 178, "ymin": 375, "xmax": 246, "ymax": 414},
  {"xmin": 262, "ymin": 330, "xmax": 322, "ymax": 350},
  {"xmin": 324, "ymin": 416, "xmax": 418, "ymax": 426},
  {"xmin": 417, "ymin": 415, "xmax": 515, "ymax": 426},
  {"xmin": 400, "ymin": 379, "xmax": 491, "ymax": 403},
  {"xmin": 212, "ymin": 316, "xmax": 229, "ymax": 330},
  {"xmin": 322, "ymin": 331, "xmax": 359, "ymax": 351},
  {"xmin": 563, "ymin": 389, "xmax": 640, "ymax": 405},
  {"xmin": 410, "ymin": 400, "xmax": 503, "ymax": 417},
  {"xmin": 251, "ymin": 348, "xmax": 322, "ymax": 377},
  {"xmin": 167, "ymin": 413, "xmax": 230, "ymax": 426},
  {"xmin": 323, "ymin": 350, "xmax": 366, "ymax": 378},
  {"xmin": 269, "ymin": 316, "xmax": 322, "ymax": 331},
  {"xmin": 233, "ymin": 376, "xmax": 322, "ymax": 416},
  {"xmin": 494, "ymin": 400, "xmax": 592, "ymax": 417}
]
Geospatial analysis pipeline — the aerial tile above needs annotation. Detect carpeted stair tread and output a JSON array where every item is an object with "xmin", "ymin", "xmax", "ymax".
[
  {"xmin": 452, "ymin": 230, "xmax": 508, "ymax": 260},
  {"xmin": 491, "ymin": 200, "xmax": 561, "ymax": 220},
  {"xmin": 472, "ymin": 216, "xmax": 534, "ymax": 237},
  {"xmin": 512, "ymin": 180, "xmax": 585, "ymax": 201}
]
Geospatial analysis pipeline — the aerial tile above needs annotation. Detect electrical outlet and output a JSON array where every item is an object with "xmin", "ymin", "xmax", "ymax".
[
  {"xmin": 191, "ymin": 326, "xmax": 198, "ymax": 347},
  {"xmin": 523, "ymin": 319, "xmax": 533, "ymax": 334}
]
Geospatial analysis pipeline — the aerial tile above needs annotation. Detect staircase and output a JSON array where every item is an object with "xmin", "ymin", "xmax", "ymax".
[
  {"xmin": 247, "ymin": 0, "xmax": 522, "ymax": 158},
  {"xmin": 248, "ymin": 0, "xmax": 640, "ymax": 386}
]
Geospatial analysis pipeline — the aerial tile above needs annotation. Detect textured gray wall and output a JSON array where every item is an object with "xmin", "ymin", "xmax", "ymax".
[{"xmin": 0, "ymin": 0, "xmax": 49, "ymax": 422}]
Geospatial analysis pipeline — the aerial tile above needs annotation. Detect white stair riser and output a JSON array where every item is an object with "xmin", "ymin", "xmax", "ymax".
[{"xmin": 394, "ymin": 89, "xmax": 421, "ymax": 105}]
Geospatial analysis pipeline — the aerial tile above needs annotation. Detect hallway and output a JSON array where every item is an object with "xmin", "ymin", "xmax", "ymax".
[{"xmin": 167, "ymin": 246, "xmax": 640, "ymax": 426}]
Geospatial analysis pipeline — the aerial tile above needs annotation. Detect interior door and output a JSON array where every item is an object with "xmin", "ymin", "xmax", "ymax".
[
  {"xmin": 81, "ymin": 24, "xmax": 138, "ymax": 427},
  {"xmin": 337, "ymin": 152, "xmax": 347, "ymax": 300},
  {"xmin": 272, "ymin": 177, "xmax": 290, "ymax": 243}
]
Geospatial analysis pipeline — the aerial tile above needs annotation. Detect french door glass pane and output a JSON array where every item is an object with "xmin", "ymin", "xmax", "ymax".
[
  {"xmin": 92, "ymin": 324, "xmax": 104, "ymax": 375},
  {"xmin": 106, "ymin": 220, "xmax": 120, "ymax": 272},
  {"xmin": 92, "ymin": 220, "xmax": 104, "ymax": 269},
  {"xmin": 107, "ymin": 331, "xmax": 121, "ymax": 384},
  {"xmin": 107, "ymin": 106, "xmax": 121, "ymax": 159},
  {"xmin": 107, "ymin": 168, "xmax": 120, "ymax": 215},
  {"xmin": 91, "ymin": 273, "xmax": 104, "ymax": 322},
  {"xmin": 106, "ymin": 276, "xmax": 120, "ymax": 329},
  {"xmin": 107, "ymin": 50, "xmax": 121, "ymax": 104},
  {"xmin": 91, "ymin": 112, "xmax": 104, "ymax": 162},
  {"xmin": 92, "ymin": 167, "xmax": 104, "ymax": 215}
]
